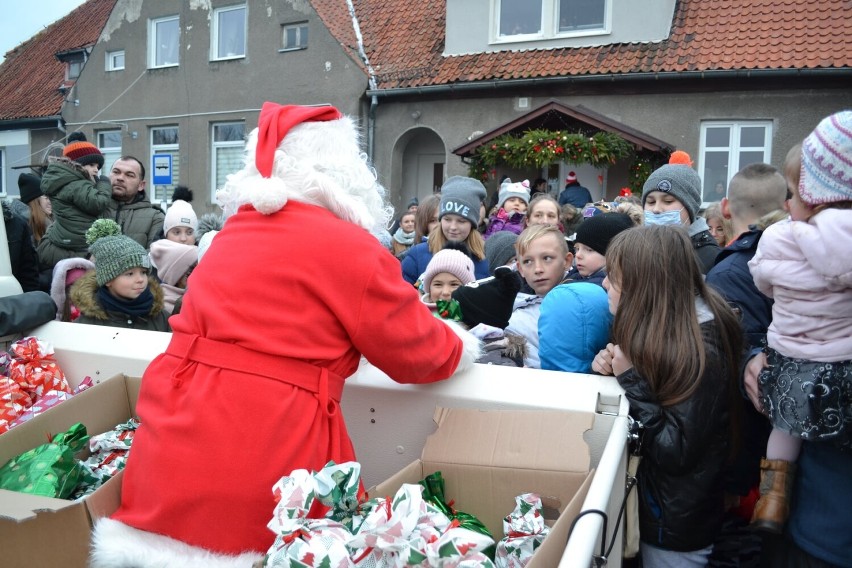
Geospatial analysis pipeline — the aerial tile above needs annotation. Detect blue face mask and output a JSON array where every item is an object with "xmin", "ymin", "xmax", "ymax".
[{"xmin": 644, "ymin": 209, "xmax": 683, "ymax": 226}]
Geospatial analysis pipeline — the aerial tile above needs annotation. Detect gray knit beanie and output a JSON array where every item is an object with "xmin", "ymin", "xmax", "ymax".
[
  {"xmin": 89, "ymin": 235, "xmax": 151, "ymax": 286},
  {"xmin": 439, "ymin": 176, "xmax": 487, "ymax": 227},
  {"xmin": 485, "ymin": 231, "xmax": 518, "ymax": 274},
  {"xmin": 641, "ymin": 164, "xmax": 702, "ymax": 222}
]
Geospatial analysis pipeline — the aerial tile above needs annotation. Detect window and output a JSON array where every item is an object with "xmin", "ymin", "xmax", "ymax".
[
  {"xmin": 97, "ymin": 130, "xmax": 122, "ymax": 174},
  {"xmin": 149, "ymin": 15, "xmax": 179, "ymax": 68},
  {"xmin": 106, "ymin": 50, "xmax": 125, "ymax": 71},
  {"xmin": 212, "ymin": 5, "xmax": 246, "ymax": 60},
  {"xmin": 211, "ymin": 122, "xmax": 246, "ymax": 201},
  {"xmin": 699, "ymin": 121, "xmax": 773, "ymax": 202},
  {"xmin": 150, "ymin": 126, "xmax": 179, "ymax": 203},
  {"xmin": 281, "ymin": 23, "xmax": 308, "ymax": 51},
  {"xmin": 495, "ymin": 0, "xmax": 608, "ymax": 40}
]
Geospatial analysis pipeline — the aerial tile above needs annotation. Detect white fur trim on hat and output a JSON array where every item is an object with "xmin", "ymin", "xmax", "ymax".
[
  {"xmin": 440, "ymin": 318, "xmax": 483, "ymax": 373},
  {"xmin": 89, "ymin": 518, "xmax": 263, "ymax": 568},
  {"xmin": 215, "ymin": 117, "xmax": 393, "ymax": 231}
]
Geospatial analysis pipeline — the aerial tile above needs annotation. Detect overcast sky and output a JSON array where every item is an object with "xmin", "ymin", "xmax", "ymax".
[{"xmin": 1, "ymin": 0, "xmax": 88, "ymax": 64}]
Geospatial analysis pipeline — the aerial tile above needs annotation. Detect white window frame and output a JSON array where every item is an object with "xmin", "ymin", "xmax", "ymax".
[
  {"xmin": 210, "ymin": 122, "xmax": 246, "ymax": 202},
  {"xmin": 97, "ymin": 130, "xmax": 123, "ymax": 174},
  {"xmin": 106, "ymin": 50, "xmax": 125, "ymax": 71},
  {"xmin": 150, "ymin": 126, "xmax": 179, "ymax": 204},
  {"xmin": 148, "ymin": 15, "xmax": 179, "ymax": 69},
  {"xmin": 0, "ymin": 148, "xmax": 5, "ymax": 196},
  {"xmin": 698, "ymin": 120, "xmax": 774, "ymax": 204},
  {"xmin": 492, "ymin": 0, "xmax": 610, "ymax": 44},
  {"xmin": 211, "ymin": 4, "xmax": 246, "ymax": 61},
  {"xmin": 280, "ymin": 23, "xmax": 309, "ymax": 51}
]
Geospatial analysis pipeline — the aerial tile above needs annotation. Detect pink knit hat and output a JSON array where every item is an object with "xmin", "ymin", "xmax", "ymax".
[
  {"xmin": 422, "ymin": 248, "xmax": 475, "ymax": 292},
  {"xmin": 149, "ymin": 240, "xmax": 198, "ymax": 286}
]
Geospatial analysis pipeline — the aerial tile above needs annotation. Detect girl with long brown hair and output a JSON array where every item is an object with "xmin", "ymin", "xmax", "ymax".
[{"xmin": 592, "ymin": 224, "xmax": 742, "ymax": 566}]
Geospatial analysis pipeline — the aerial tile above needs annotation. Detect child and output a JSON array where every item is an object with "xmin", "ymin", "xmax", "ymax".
[
  {"xmin": 36, "ymin": 132, "xmax": 112, "ymax": 271},
  {"xmin": 70, "ymin": 234, "xmax": 170, "ymax": 331},
  {"xmin": 483, "ymin": 179, "xmax": 530, "ymax": 238},
  {"xmin": 747, "ymin": 111, "xmax": 852, "ymax": 533},
  {"xmin": 420, "ymin": 246, "xmax": 475, "ymax": 311},
  {"xmin": 391, "ymin": 210, "xmax": 416, "ymax": 258},
  {"xmin": 565, "ymin": 212, "xmax": 634, "ymax": 285},
  {"xmin": 484, "ymin": 231, "xmax": 518, "ymax": 275},
  {"xmin": 163, "ymin": 200, "xmax": 198, "ymax": 245},
  {"xmin": 593, "ymin": 225, "xmax": 743, "ymax": 565},
  {"xmin": 402, "ymin": 176, "xmax": 489, "ymax": 285},
  {"xmin": 561, "ymin": 203, "xmax": 583, "ymax": 238},
  {"xmin": 703, "ymin": 202, "xmax": 732, "ymax": 247},
  {"xmin": 642, "ymin": 159, "xmax": 721, "ymax": 273},
  {"xmin": 50, "ymin": 257, "xmax": 95, "ymax": 321},
  {"xmin": 504, "ymin": 224, "xmax": 574, "ymax": 367},
  {"xmin": 524, "ymin": 193, "xmax": 562, "ymax": 229},
  {"xmin": 149, "ymin": 239, "xmax": 198, "ymax": 315}
]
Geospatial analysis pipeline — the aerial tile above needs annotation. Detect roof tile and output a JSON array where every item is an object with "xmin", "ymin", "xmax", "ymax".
[
  {"xmin": 313, "ymin": 0, "xmax": 851, "ymax": 90},
  {"xmin": 0, "ymin": 0, "xmax": 115, "ymax": 121}
]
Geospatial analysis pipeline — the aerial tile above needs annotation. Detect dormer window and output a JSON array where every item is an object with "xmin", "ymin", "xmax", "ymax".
[
  {"xmin": 494, "ymin": 0, "xmax": 609, "ymax": 42},
  {"xmin": 55, "ymin": 47, "xmax": 89, "ymax": 84}
]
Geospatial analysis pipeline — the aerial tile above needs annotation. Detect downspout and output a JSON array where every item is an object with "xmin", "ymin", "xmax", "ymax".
[{"xmin": 345, "ymin": 0, "xmax": 378, "ymax": 161}]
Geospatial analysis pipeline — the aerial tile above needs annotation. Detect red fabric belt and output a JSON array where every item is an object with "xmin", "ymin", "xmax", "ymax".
[{"xmin": 165, "ymin": 333, "xmax": 345, "ymax": 406}]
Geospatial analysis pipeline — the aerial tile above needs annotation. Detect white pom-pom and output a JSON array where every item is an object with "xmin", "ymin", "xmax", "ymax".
[{"xmin": 248, "ymin": 177, "xmax": 288, "ymax": 215}]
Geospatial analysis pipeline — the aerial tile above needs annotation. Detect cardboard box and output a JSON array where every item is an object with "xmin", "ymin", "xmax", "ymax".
[
  {"xmin": 0, "ymin": 374, "xmax": 140, "ymax": 568},
  {"xmin": 369, "ymin": 407, "xmax": 596, "ymax": 567}
]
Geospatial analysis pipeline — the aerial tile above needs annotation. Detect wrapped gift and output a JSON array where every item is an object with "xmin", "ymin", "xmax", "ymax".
[
  {"xmin": 263, "ymin": 465, "xmax": 354, "ymax": 568},
  {"xmin": 0, "ymin": 338, "xmax": 70, "ymax": 434},
  {"xmin": 350, "ymin": 483, "xmax": 495, "ymax": 568},
  {"xmin": 2, "ymin": 377, "xmax": 95, "ymax": 433},
  {"xmin": 0, "ymin": 423, "xmax": 88, "ymax": 498},
  {"xmin": 73, "ymin": 418, "xmax": 140, "ymax": 498},
  {"xmin": 494, "ymin": 494, "xmax": 551, "ymax": 568},
  {"xmin": 419, "ymin": 471, "xmax": 495, "ymax": 559}
]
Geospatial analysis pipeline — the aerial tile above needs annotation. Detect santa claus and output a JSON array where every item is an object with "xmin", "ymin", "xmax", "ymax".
[{"xmin": 90, "ymin": 102, "xmax": 481, "ymax": 567}]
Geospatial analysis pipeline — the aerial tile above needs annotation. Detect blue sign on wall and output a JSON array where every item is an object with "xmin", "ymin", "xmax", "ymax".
[{"xmin": 152, "ymin": 154, "xmax": 173, "ymax": 185}]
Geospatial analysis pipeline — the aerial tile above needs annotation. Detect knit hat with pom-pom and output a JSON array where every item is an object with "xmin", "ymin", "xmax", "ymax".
[
  {"xmin": 63, "ymin": 132, "xmax": 104, "ymax": 168},
  {"xmin": 86, "ymin": 219, "xmax": 122, "ymax": 246},
  {"xmin": 89, "ymin": 235, "xmax": 150, "ymax": 286},
  {"xmin": 799, "ymin": 110, "xmax": 852, "ymax": 205},
  {"xmin": 452, "ymin": 266, "xmax": 522, "ymax": 329},
  {"xmin": 668, "ymin": 150, "xmax": 694, "ymax": 167}
]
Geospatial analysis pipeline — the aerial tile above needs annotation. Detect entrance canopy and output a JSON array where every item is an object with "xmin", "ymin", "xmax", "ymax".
[{"xmin": 452, "ymin": 99, "xmax": 674, "ymax": 159}]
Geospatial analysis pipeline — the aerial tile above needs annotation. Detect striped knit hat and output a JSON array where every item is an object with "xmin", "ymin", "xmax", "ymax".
[
  {"xmin": 799, "ymin": 110, "xmax": 852, "ymax": 205},
  {"xmin": 63, "ymin": 132, "xmax": 104, "ymax": 168}
]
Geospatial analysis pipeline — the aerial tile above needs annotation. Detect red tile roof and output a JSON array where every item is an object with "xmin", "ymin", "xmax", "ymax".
[
  {"xmin": 314, "ymin": 0, "xmax": 852, "ymax": 90},
  {"xmin": 0, "ymin": 0, "xmax": 116, "ymax": 121}
]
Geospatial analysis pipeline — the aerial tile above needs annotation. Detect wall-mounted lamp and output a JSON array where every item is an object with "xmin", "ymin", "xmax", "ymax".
[
  {"xmin": 131, "ymin": 131, "xmax": 138, "ymax": 139},
  {"xmin": 411, "ymin": 110, "xmax": 421, "ymax": 121}
]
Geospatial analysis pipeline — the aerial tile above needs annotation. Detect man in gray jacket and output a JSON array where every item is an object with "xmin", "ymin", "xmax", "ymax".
[{"xmin": 104, "ymin": 156, "xmax": 165, "ymax": 249}]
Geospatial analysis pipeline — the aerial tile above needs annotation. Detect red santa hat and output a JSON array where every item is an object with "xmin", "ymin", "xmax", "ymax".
[
  {"xmin": 216, "ymin": 102, "xmax": 393, "ymax": 231},
  {"xmin": 565, "ymin": 171, "xmax": 578, "ymax": 183}
]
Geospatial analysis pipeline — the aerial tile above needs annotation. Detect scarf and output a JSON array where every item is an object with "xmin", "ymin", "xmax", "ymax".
[
  {"xmin": 393, "ymin": 227, "xmax": 415, "ymax": 245},
  {"xmin": 97, "ymin": 286, "xmax": 154, "ymax": 318}
]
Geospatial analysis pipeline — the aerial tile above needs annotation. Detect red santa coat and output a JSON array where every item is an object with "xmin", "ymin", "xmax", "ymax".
[{"xmin": 112, "ymin": 201, "xmax": 467, "ymax": 554}]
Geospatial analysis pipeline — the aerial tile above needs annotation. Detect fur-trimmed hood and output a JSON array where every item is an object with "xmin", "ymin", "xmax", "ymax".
[
  {"xmin": 50, "ymin": 257, "xmax": 95, "ymax": 320},
  {"xmin": 69, "ymin": 271, "xmax": 165, "ymax": 320}
]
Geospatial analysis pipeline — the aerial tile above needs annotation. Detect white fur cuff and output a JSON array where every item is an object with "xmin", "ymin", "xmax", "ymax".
[
  {"xmin": 441, "ymin": 319, "xmax": 483, "ymax": 374},
  {"xmin": 89, "ymin": 518, "xmax": 263, "ymax": 568}
]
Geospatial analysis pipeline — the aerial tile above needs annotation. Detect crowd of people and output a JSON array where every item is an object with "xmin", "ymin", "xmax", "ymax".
[
  {"xmin": 6, "ymin": 132, "xmax": 221, "ymax": 333},
  {"xmin": 4, "ymin": 106, "xmax": 849, "ymax": 568}
]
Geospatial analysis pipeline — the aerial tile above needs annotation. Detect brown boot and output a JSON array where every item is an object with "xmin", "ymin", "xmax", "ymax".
[{"xmin": 750, "ymin": 458, "xmax": 797, "ymax": 533}]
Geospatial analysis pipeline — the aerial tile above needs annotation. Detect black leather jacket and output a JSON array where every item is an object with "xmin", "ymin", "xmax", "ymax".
[{"xmin": 617, "ymin": 319, "xmax": 731, "ymax": 552}]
